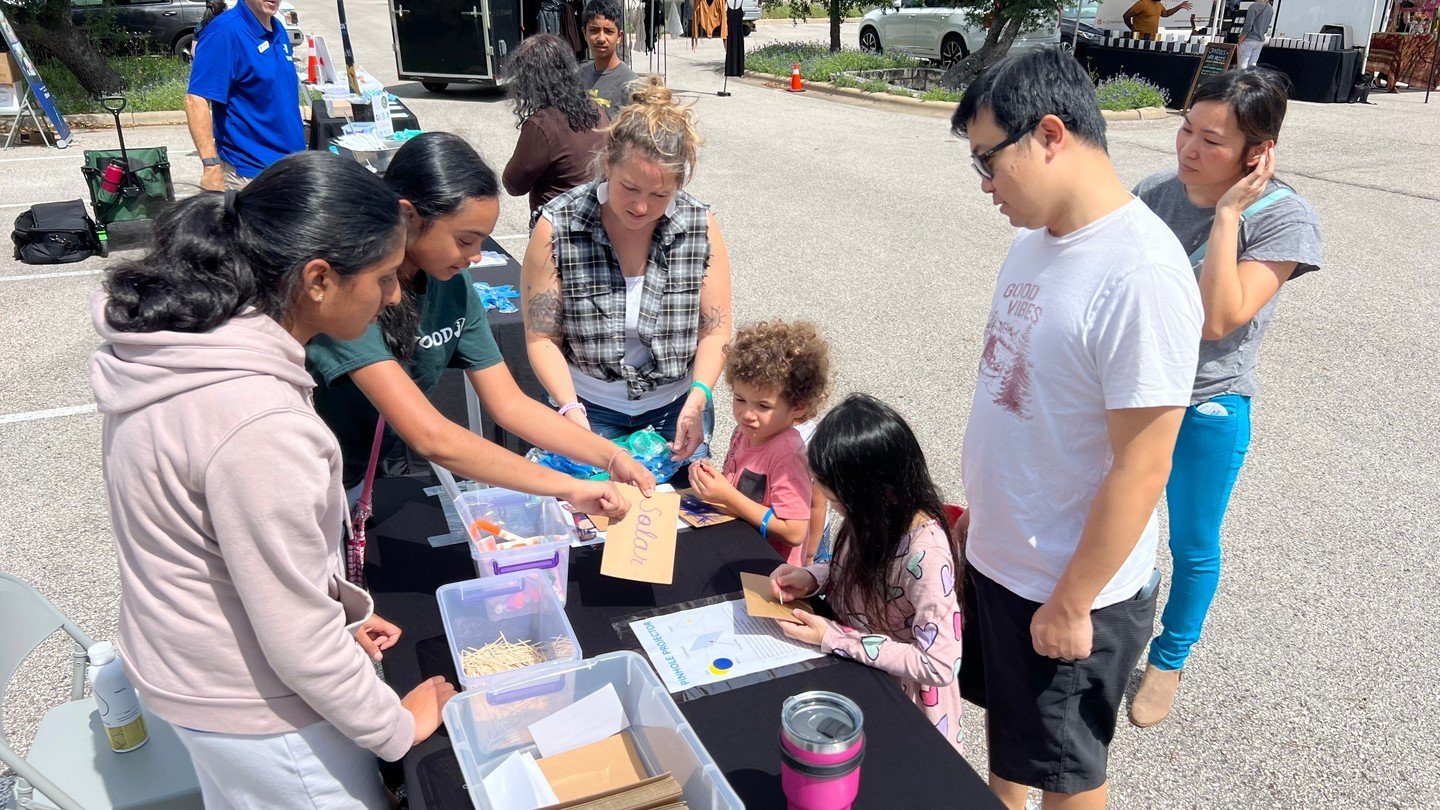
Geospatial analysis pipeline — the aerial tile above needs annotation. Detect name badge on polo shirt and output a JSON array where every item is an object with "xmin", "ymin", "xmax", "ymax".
[{"xmin": 258, "ymin": 40, "xmax": 270, "ymax": 53}]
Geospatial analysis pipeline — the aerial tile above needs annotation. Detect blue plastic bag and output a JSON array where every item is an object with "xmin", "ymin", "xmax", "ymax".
[{"xmin": 525, "ymin": 427, "xmax": 681, "ymax": 484}]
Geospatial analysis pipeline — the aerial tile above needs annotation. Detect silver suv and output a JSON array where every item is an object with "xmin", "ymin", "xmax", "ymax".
[{"xmin": 859, "ymin": 0, "xmax": 1060, "ymax": 63}]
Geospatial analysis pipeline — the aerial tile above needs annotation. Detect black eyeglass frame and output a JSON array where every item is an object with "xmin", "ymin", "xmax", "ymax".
[{"xmin": 971, "ymin": 119, "xmax": 1042, "ymax": 180}]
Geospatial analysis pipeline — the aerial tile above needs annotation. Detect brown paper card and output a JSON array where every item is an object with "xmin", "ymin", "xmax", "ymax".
[
  {"xmin": 600, "ymin": 485, "xmax": 680, "ymax": 585},
  {"xmin": 590, "ymin": 513, "xmax": 610, "ymax": 532},
  {"xmin": 676, "ymin": 490, "xmax": 736, "ymax": 528},
  {"xmin": 740, "ymin": 571, "xmax": 811, "ymax": 624},
  {"xmin": 536, "ymin": 732, "xmax": 649, "ymax": 803}
]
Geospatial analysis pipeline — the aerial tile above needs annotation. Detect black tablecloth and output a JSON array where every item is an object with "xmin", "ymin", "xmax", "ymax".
[
  {"xmin": 1076, "ymin": 42, "xmax": 1362, "ymax": 106},
  {"xmin": 1255, "ymin": 46, "xmax": 1362, "ymax": 103},
  {"xmin": 307, "ymin": 98, "xmax": 421, "ymax": 151},
  {"xmin": 366, "ymin": 477, "xmax": 999, "ymax": 810}
]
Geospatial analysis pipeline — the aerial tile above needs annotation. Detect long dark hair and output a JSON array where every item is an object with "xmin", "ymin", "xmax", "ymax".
[
  {"xmin": 507, "ymin": 33, "xmax": 602, "ymax": 133},
  {"xmin": 378, "ymin": 132, "xmax": 500, "ymax": 358},
  {"xmin": 808, "ymin": 394, "xmax": 955, "ymax": 631},
  {"xmin": 1192, "ymin": 66, "xmax": 1289, "ymax": 151},
  {"xmin": 104, "ymin": 152, "xmax": 401, "ymax": 334}
]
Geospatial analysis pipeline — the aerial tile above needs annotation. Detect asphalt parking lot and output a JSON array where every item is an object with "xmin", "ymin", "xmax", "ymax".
[{"xmin": 1, "ymin": 6, "xmax": 1437, "ymax": 807}]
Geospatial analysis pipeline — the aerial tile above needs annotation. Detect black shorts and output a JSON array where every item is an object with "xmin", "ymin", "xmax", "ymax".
[{"xmin": 959, "ymin": 565, "xmax": 1157, "ymax": 794}]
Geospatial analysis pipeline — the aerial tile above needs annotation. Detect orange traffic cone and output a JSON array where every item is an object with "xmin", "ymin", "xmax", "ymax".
[
  {"xmin": 306, "ymin": 35, "xmax": 318, "ymax": 84},
  {"xmin": 788, "ymin": 63, "xmax": 805, "ymax": 93}
]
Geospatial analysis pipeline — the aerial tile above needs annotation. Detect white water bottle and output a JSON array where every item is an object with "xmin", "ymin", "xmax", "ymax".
[{"xmin": 87, "ymin": 642, "xmax": 149, "ymax": 753}]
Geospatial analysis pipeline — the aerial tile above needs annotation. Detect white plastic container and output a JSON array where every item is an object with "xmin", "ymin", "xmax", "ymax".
[
  {"xmin": 443, "ymin": 651, "xmax": 742, "ymax": 810},
  {"xmin": 86, "ymin": 642, "xmax": 149, "ymax": 753},
  {"xmin": 436, "ymin": 572, "xmax": 583, "ymax": 692},
  {"xmin": 455, "ymin": 487, "xmax": 576, "ymax": 605}
]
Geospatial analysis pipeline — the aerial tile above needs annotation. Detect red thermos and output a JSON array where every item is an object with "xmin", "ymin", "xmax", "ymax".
[{"xmin": 97, "ymin": 161, "xmax": 125, "ymax": 204}]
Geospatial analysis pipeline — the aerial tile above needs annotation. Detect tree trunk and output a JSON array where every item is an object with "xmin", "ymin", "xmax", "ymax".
[
  {"xmin": 13, "ymin": 11, "xmax": 127, "ymax": 97},
  {"xmin": 940, "ymin": 12, "xmax": 1025, "ymax": 89},
  {"xmin": 830, "ymin": 0, "xmax": 843, "ymax": 52}
]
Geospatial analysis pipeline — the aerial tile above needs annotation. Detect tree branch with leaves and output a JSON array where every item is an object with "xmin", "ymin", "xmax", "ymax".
[
  {"xmin": 2, "ymin": 0, "xmax": 127, "ymax": 96},
  {"xmin": 940, "ymin": 0, "xmax": 1060, "ymax": 89}
]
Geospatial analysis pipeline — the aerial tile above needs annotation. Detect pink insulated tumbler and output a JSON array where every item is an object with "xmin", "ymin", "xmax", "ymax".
[{"xmin": 780, "ymin": 691, "xmax": 865, "ymax": 810}]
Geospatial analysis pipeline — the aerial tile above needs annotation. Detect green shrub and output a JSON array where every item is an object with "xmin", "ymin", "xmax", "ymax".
[
  {"xmin": 747, "ymin": 41, "xmax": 922, "ymax": 82},
  {"xmin": 1095, "ymin": 73, "xmax": 1170, "ymax": 111},
  {"xmin": 39, "ymin": 56, "xmax": 191, "ymax": 114},
  {"xmin": 920, "ymin": 86, "xmax": 962, "ymax": 103}
]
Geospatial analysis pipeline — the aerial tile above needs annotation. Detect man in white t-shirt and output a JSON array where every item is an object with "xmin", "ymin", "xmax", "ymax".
[{"xmin": 951, "ymin": 49, "xmax": 1202, "ymax": 810}]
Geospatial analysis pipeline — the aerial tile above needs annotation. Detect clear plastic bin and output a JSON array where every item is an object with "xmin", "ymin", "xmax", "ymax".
[
  {"xmin": 455, "ymin": 488, "xmax": 576, "ymax": 605},
  {"xmin": 443, "ymin": 651, "xmax": 743, "ymax": 810},
  {"xmin": 436, "ymin": 572, "xmax": 583, "ymax": 692}
]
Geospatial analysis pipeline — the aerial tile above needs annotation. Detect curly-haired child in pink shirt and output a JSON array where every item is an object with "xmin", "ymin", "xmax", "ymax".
[{"xmin": 690, "ymin": 320, "xmax": 830, "ymax": 565}]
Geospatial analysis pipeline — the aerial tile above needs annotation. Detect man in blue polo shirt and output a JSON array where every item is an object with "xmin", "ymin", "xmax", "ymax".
[{"xmin": 185, "ymin": 0, "xmax": 303, "ymax": 190}]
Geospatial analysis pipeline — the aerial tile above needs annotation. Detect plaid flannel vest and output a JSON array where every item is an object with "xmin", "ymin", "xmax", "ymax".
[{"xmin": 540, "ymin": 180, "xmax": 711, "ymax": 401}]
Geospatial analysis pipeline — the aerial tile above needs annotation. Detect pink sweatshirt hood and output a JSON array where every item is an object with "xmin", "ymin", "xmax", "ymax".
[{"xmin": 90, "ymin": 289, "xmax": 314, "ymax": 416}]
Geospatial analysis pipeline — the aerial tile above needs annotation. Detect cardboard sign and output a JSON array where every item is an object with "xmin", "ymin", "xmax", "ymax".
[
  {"xmin": 1182, "ymin": 41, "xmax": 1236, "ymax": 111},
  {"xmin": 600, "ymin": 485, "xmax": 680, "ymax": 585},
  {"xmin": 740, "ymin": 572, "xmax": 811, "ymax": 624}
]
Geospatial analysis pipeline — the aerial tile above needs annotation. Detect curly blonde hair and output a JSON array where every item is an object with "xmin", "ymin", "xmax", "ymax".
[
  {"xmin": 724, "ymin": 321, "xmax": 831, "ymax": 420},
  {"xmin": 592, "ymin": 75, "xmax": 702, "ymax": 187}
]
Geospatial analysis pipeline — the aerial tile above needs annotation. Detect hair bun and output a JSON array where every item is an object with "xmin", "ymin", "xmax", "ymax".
[{"xmin": 629, "ymin": 74, "xmax": 674, "ymax": 107}]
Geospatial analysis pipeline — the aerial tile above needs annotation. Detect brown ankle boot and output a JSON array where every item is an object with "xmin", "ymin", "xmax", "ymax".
[{"xmin": 1129, "ymin": 664, "xmax": 1183, "ymax": 728}]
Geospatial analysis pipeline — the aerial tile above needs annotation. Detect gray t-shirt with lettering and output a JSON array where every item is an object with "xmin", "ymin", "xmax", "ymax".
[
  {"xmin": 579, "ymin": 60, "xmax": 639, "ymax": 114},
  {"xmin": 1135, "ymin": 169, "xmax": 1321, "ymax": 403}
]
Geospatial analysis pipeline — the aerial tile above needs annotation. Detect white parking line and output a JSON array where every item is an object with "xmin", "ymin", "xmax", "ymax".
[
  {"xmin": 0, "ymin": 268, "xmax": 104, "ymax": 282},
  {"xmin": 491, "ymin": 233, "xmax": 530, "ymax": 241},
  {"xmin": 0, "ymin": 403, "xmax": 98, "ymax": 425},
  {"xmin": 0, "ymin": 154, "xmax": 75, "ymax": 164}
]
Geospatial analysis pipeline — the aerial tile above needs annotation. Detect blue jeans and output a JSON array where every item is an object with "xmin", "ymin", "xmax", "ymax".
[
  {"xmin": 580, "ymin": 395, "xmax": 714, "ymax": 487},
  {"xmin": 1148, "ymin": 393, "xmax": 1252, "ymax": 671}
]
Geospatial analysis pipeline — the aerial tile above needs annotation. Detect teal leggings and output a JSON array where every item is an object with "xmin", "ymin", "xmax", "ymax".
[{"xmin": 1148, "ymin": 394, "xmax": 1252, "ymax": 671}]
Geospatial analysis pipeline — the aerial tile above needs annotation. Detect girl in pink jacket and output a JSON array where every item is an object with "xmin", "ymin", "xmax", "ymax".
[
  {"xmin": 92, "ymin": 153, "xmax": 453, "ymax": 808},
  {"xmin": 771, "ymin": 393, "xmax": 966, "ymax": 754}
]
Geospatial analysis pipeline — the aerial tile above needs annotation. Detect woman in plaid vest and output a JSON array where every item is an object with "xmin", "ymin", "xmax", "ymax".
[{"xmin": 521, "ymin": 75, "xmax": 733, "ymax": 488}]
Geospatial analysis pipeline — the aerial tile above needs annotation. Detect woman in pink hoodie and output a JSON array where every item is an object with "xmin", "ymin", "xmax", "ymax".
[{"xmin": 91, "ymin": 153, "xmax": 452, "ymax": 807}]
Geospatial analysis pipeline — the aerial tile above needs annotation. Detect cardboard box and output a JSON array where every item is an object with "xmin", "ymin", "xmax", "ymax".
[{"xmin": 0, "ymin": 54, "xmax": 20, "ymax": 85}]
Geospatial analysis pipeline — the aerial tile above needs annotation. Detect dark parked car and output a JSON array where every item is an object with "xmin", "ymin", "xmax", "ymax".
[
  {"xmin": 71, "ymin": 0, "xmax": 207, "ymax": 57},
  {"xmin": 70, "ymin": 0, "xmax": 302, "ymax": 59}
]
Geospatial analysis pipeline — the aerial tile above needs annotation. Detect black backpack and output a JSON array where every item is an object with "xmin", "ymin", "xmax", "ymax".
[{"xmin": 12, "ymin": 200, "xmax": 103, "ymax": 265}]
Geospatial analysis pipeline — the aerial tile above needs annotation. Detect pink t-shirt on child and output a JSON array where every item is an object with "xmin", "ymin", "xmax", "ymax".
[{"xmin": 721, "ymin": 426, "xmax": 812, "ymax": 565}]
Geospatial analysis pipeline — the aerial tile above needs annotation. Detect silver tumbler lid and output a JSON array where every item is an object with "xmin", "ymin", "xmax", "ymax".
[{"xmin": 781, "ymin": 691, "xmax": 864, "ymax": 755}]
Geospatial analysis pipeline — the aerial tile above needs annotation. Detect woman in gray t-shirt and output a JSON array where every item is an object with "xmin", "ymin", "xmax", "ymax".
[{"xmin": 1130, "ymin": 67, "xmax": 1321, "ymax": 727}]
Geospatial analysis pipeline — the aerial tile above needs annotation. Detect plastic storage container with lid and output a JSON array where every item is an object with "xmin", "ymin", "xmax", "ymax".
[
  {"xmin": 436, "ymin": 572, "xmax": 583, "ymax": 692},
  {"xmin": 455, "ymin": 487, "xmax": 577, "ymax": 605},
  {"xmin": 442, "ymin": 651, "xmax": 743, "ymax": 810}
]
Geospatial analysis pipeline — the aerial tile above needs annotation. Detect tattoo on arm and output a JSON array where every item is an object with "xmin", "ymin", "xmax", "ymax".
[
  {"xmin": 698, "ymin": 305, "xmax": 726, "ymax": 337},
  {"xmin": 527, "ymin": 290, "xmax": 564, "ymax": 337}
]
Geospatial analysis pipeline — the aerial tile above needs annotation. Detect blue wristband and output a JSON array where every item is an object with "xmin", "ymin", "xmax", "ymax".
[
  {"xmin": 691, "ymin": 380, "xmax": 713, "ymax": 403},
  {"xmin": 760, "ymin": 508, "xmax": 776, "ymax": 539}
]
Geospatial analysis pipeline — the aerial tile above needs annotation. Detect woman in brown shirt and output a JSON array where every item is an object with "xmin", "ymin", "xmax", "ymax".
[{"xmin": 503, "ymin": 34, "xmax": 611, "ymax": 215}]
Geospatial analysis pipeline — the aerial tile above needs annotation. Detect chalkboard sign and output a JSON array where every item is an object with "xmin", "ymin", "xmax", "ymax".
[
  {"xmin": 1182, "ymin": 42, "xmax": 1237, "ymax": 111},
  {"xmin": 0, "ymin": 8, "xmax": 72, "ymax": 147}
]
